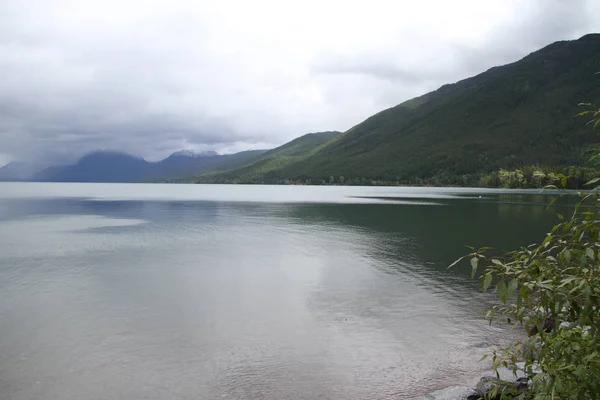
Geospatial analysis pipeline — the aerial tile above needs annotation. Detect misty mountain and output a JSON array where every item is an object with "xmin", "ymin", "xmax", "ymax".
[
  {"xmin": 0, "ymin": 162, "xmax": 47, "ymax": 181},
  {"xmin": 29, "ymin": 149, "xmax": 267, "ymax": 183},
  {"xmin": 33, "ymin": 151, "xmax": 152, "ymax": 183}
]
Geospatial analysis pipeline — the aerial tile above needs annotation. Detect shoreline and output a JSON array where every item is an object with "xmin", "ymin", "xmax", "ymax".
[{"xmin": 409, "ymin": 363, "xmax": 529, "ymax": 400}]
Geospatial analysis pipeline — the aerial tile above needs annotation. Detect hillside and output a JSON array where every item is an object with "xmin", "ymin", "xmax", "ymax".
[
  {"xmin": 194, "ymin": 131, "xmax": 341, "ymax": 183},
  {"xmin": 158, "ymin": 150, "xmax": 268, "ymax": 182},
  {"xmin": 197, "ymin": 34, "xmax": 600, "ymax": 186},
  {"xmin": 32, "ymin": 149, "xmax": 267, "ymax": 183}
]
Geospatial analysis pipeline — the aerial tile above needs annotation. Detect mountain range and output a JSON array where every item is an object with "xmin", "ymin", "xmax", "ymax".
[
  {"xmin": 194, "ymin": 33, "xmax": 600, "ymax": 186},
  {"xmin": 0, "ymin": 162, "xmax": 45, "ymax": 182},
  {"xmin": 0, "ymin": 149, "xmax": 266, "ymax": 183},
  {"xmin": 3, "ymin": 33, "xmax": 600, "ymax": 185}
]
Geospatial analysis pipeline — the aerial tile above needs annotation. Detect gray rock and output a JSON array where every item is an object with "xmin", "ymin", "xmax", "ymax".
[
  {"xmin": 485, "ymin": 363, "xmax": 528, "ymax": 381},
  {"xmin": 406, "ymin": 386, "xmax": 476, "ymax": 400},
  {"xmin": 474, "ymin": 375, "xmax": 529, "ymax": 399},
  {"xmin": 411, "ymin": 363, "xmax": 536, "ymax": 400}
]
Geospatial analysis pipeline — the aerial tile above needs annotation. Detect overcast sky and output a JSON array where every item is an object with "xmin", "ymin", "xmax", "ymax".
[{"xmin": 0, "ymin": 0, "xmax": 598, "ymax": 165}]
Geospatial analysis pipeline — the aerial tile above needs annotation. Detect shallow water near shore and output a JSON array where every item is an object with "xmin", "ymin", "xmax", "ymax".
[{"xmin": 0, "ymin": 183, "xmax": 562, "ymax": 399}]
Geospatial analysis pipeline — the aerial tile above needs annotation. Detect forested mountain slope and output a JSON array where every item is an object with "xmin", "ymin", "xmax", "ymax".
[
  {"xmin": 198, "ymin": 34, "xmax": 600, "ymax": 186},
  {"xmin": 195, "ymin": 131, "xmax": 341, "ymax": 183}
]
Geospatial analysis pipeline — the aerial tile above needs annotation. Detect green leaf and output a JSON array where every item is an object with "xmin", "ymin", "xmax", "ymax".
[
  {"xmin": 547, "ymin": 195, "xmax": 561, "ymax": 208},
  {"xmin": 483, "ymin": 273, "xmax": 493, "ymax": 291},
  {"xmin": 470, "ymin": 257, "xmax": 479, "ymax": 278},
  {"xmin": 585, "ymin": 177, "xmax": 600, "ymax": 186},
  {"xmin": 447, "ymin": 258, "xmax": 462, "ymax": 269},
  {"xmin": 497, "ymin": 280, "xmax": 508, "ymax": 303},
  {"xmin": 508, "ymin": 279, "xmax": 518, "ymax": 297},
  {"xmin": 586, "ymin": 248, "xmax": 595, "ymax": 260}
]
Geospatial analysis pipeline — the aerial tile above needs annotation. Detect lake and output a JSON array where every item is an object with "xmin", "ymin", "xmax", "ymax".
[{"xmin": 0, "ymin": 183, "xmax": 562, "ymax": 399}]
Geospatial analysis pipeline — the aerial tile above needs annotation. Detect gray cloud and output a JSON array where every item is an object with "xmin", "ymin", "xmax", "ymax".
[
  {"xmin": 313, "ymin": 1, "xmax": 595, "ymax": 88},
  {"xmin": 0, "ymin": 0, "xmax": 598, "ymax": 165}
]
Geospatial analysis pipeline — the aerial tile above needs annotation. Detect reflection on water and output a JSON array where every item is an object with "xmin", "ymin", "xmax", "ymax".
[{"xmin": 0, "ymin": 183, "xmax": 563, "ymax": 399}]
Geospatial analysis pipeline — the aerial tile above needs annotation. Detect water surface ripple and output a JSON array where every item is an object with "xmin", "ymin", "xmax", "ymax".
[{"xmin": 0, "ymin": 183, "xmax": 560, "ymax": 399}]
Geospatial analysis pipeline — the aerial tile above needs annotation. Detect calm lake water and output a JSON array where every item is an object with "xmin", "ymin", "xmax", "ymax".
[{"xmin": 0, "ymin": 183, "xmax": 563, "ymax": 399}]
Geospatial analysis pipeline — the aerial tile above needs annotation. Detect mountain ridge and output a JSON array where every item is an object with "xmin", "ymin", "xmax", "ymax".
[
  {"xmin": 5, "ymin": 34, "xmax": 600, "ymax": 186},
  {"xmin": 12, "ymin": 149, "xmax": 268, "ymax": 183},
  {"xmin": 195, "ymin": 33, "xmax": 600, "ymax": 185},
  {"xmin": 193, "ymin": 131, "xmax": 341, "ymax": 183}
]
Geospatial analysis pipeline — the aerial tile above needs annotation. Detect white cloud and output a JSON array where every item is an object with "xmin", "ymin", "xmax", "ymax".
[{"xmin": 0, "ymin": 0, "xmax": 598, "ymax": 162}]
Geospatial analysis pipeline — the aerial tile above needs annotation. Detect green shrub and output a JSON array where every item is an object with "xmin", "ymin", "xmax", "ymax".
[{"xmin": 453, "ymin": 103, "xmax": 600, "ymax": 399}]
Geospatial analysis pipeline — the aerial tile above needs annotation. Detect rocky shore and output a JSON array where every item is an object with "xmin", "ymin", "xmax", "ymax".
[{"xmin": 408, "ymin": 363, "xmax": 530, "ymax": 400}]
